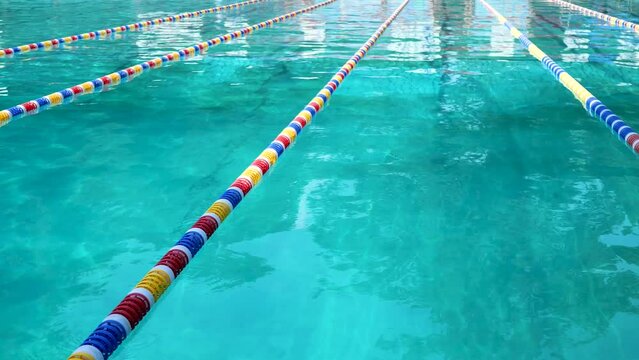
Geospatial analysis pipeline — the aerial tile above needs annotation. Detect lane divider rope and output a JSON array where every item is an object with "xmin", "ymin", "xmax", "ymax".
[
  {"xmin": 0, "ymin": 0, "xmax": 267, "ymax": 58},
  {"xmin": 67, "ymin": 1, "xmax": 410, "ymax": 359},
  {"xmin": 0, "ymin": 0, "xmax": 338, "ymax": 129},
  {"xmin": 479, "ymin": 0, "xmax": 639, "ymax": 156},
  {"xmin": 545, "ymin": 0, "xmax": 639, "ymax": 33}
]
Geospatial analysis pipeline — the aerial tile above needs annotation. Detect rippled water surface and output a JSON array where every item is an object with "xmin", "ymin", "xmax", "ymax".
[{"xmin": 1, "ymin": 0, "xmax": 639, "ymax": 359}]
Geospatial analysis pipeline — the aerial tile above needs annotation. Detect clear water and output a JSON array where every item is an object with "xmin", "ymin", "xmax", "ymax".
[{"xmin": 1, "ymin": 0, "xmax": 639, "ymax": 359}]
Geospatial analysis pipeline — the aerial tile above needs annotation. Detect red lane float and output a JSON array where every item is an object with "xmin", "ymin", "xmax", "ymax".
[
  {"xmin": 67, "ymin": 1, "xmax": 411, "ymax": 359},
  {"xmin": 0, "ymin": 0, "xmax": 268, "ymax": 57},
  {"xmin": 0, "ymin": 0, "xmax": 338, "ymax": 129}
]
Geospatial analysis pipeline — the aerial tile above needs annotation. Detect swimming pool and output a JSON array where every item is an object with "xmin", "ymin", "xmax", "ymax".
[{"xmin": 1, "ymin": 0, "xmax": 638, "ymax": 358}]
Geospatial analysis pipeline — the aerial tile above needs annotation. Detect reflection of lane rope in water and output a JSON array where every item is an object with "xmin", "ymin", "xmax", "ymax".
[
  {"xmin": 0, "ymin": 0, "xmax": 268, "ymax": 57},
  {"xmin": 545, "ymin": 0, "xmax": 639, "ymax": 33},
  {"xmin": 67, "ymin": 1, "xmax": 410, "ymax": 359},
  {"xmin": 0, "ymin": 0, "xmax": 338, "ymax": 129},
  {"xmin": 479, "ymin": 0, "xmax": 639, "ymax": 156}
]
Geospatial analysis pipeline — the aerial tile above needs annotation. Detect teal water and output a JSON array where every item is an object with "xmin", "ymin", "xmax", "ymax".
[{"xmin": 1, "ymin": 0, "xmax": 639, "ymax": 358}]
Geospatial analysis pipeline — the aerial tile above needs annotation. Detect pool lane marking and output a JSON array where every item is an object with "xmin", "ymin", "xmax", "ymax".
[
  {"xmin": 545, "ymin": 0, "xmax": 639, "ymax": 34},
  {"xmin": 479, "ymin": 0, "xmax": 639, "ymax": 156},
  {"xmin": 0, "ymin": 0, "xmax": 338, "ymax": 129},
  {"xmin": 0, "ymin": 0, "xmax": 268, "ymax": 57},
  {"xmin": 67, "ymin": 1, "xmax": 409, "ymax": 359}
]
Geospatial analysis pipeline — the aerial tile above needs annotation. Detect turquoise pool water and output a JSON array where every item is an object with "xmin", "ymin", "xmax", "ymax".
[{"xmin": 1, "ymin": 0, "xmax": 639, "ymax": 358}]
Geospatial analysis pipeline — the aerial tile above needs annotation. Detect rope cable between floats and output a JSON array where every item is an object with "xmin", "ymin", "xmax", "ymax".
[
  {"xmin": 545, "ymin": 0, "xmax": 639, "ymax": 33},
  {"xmin": 0, "ymin": 0, "xmax": 339, "ymax": 129},
  {"xmin": 479, "ymin": 0, "xmax": 639, "ymax": 156},
  {"xmin": 67, "ymin": 1, "xmax": 409, "ymax": 359},
  {"xmin": 0, "ymin": 0, "xmax": 268, "ymax": 57}
]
